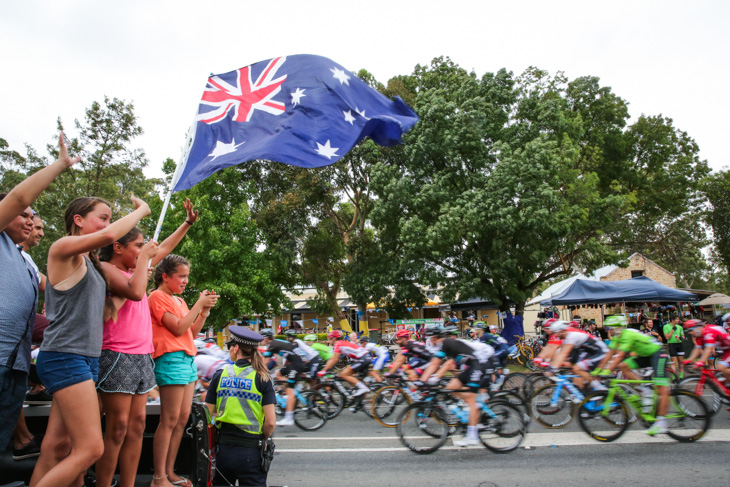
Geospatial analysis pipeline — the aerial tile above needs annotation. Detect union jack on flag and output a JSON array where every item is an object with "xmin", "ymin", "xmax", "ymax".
[{"xmin": 173, "ymin": 54, "xmax": 419, "ymax": 191}]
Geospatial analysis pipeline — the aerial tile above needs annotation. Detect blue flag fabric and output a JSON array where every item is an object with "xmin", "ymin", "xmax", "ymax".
[{"xmin": 174, "ymin": 54, "xmax": 419, "ymax": 191}]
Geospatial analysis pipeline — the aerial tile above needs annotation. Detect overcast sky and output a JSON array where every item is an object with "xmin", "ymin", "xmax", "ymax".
[{"xmin": 1, "ymin": 0, "xmax": 728, "ymax": 180}]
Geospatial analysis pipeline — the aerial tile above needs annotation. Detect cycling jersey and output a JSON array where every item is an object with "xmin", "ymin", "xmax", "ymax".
[
  {"xmin": 425, "ymin": 337, "xmax": 443, "ymax": 355},
  {"xmin": 436, "ymin": 338, "xmax": 494, "ymax": 365},
  {"xmin": 563, "ymin": 329, "xmax": 608, "ymax": 354},
  {"xmin": 363, "ymin": 342, "xmax": 390, "ymax": 370},
  {"xmin": 266, "ymin": 339, "xmax": 300, "ymax": 361},
  {"xmin": 290, "ymin": 338, "xmax": 320, "ymax": 362},
  {"xmin": 400, "ymin": 340, "xmax": 434, "ymax": 362},
  {"xmin": 332, "ymin": 340, "xmax": 369, "ymax": 359},
  {"xmin": 608, "ymin": 328, "xmax": 662, "ymax": 357},
  {"xmin": 310, "ymin": 342, "xmax": 333, "ymax": 361},
  {"xmin": 695, "ymin": 325, "xmax": 730, "ymax": 353},
  {"xmin": 479, "ymin": 333, "xmax": 509, "ymax": 352}
]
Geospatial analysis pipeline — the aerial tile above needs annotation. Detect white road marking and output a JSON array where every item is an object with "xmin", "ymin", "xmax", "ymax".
[{"xmin": 274, "ymin": 429, "xmax": 730, "ymax": 452}]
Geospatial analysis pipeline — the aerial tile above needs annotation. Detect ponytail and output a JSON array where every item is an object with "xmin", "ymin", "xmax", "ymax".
[{"xmin": 236, "ymin": 345, "xmax": 271, "ymax": 382}]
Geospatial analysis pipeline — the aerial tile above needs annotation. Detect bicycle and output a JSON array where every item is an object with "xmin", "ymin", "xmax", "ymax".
[
  {"xmin": 577, "ymin": 377, "xmax": 710, "ymax": 443},
  {"xmin": 529, "ymin": 372, "xmax": 637, "ymax": 429},
  {"xmin": 370, "ymin": 374, "xmax": 420, "ymax": 427},
  {"xmin": 507, "ymin": 335, "xmax": 537, "ymax": 370},
  {"xmin": 395, "ymin": 386, "xmax": 527, "ymax": 454},
  {"xmin": 311, "ymin": 375, "xmax": 377, "ymax": 419},
  {"xmin": 677, "ymin": 367, "xmax": 730, "ymax": 415},
  {"xmin": 273, "ymin": 380, "xmax": 328, "ymax": 431}
]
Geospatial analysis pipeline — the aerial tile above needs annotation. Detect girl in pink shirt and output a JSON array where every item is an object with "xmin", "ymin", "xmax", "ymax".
[{"xmin": 95, "ymin": 199, "xmax": 199, "ymax": 487}]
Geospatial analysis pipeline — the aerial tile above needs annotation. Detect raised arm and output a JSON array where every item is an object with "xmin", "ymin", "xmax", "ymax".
[
  {"xmin": 160, "ymin": 290, "xmax": 217, "ymax": 337},
  {"xmin": 0, "ymin": 133, "xmax": 79, "ymax": 231},
  {"xmin": 102, "ymin": 240, "xmax": 158, "ymax": 300},
  {"xmin": 152, "ymin": 198, "xmax": 199, "ymax": 267},
  {"xmin": 50, "ymin": 195, "xmax": 151, "ymax": 260}
]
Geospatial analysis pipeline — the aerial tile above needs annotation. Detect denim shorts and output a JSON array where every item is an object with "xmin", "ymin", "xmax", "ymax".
[
  {"xmin": 36, "ymin": 351, "xmax": 99, "ymax": 394},
  {"xmin": 153, "ymin": 351, "xmax": 197, "ymax": 386}
]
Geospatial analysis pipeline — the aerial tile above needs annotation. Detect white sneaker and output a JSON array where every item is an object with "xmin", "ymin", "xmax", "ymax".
[
  {"xmin": 646, "ymin": 422, "xmax": 668, "ymax": 436},
  {"xmin": 352, "ymin": 388, "xmax": 369, "ymax": 397},
  {"xmin": 453, "ymin": 437, "xmax": 481, "ymax": 447},
  {"xmin": 276, "ymin": 418, "xmax": 295, "ymax": 426}
]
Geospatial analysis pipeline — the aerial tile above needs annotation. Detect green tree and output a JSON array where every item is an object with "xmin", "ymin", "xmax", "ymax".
[{"xmin": 705, "ymin": 170, "xmax": 730, "ymax": 278}]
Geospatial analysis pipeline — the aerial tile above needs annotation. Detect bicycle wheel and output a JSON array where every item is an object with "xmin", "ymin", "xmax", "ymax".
[
  {"xmin": 676, "ymin": 376, "xmax": 726, "ymax": 415},
  {"xmin": 492, "ymin": 390, "xmax": 530, "ymax": 422},
  {"xmin": 478, "ymin": 401, "xmax": 526, "ymax": 453},
  {"xmin": 577, "ymin": 391, "xmax": 630, "ymax": 442},
  {"xmin": 523, "ymin": 374, "xmax": 551, "ymax": 400},
  {"xmin": 665, "ymin": 390, "xmax": 711, "ymax": 442},
  {"xmin": 293, "ymin": 391, "xmax": 328, "ymax": 431},
  {"xmin": 396, "ymin": 403, "xmax": 449, "ymax": 454},
  {"xmin": 516, "ymin": 347, "xmax": 534, "ymax": 366},
  {"xmin": 371, "ymin": 386, "xmax": 413, "ymax": 427},
  {"xmin": 501, "ymin": 373, "xmax": 527, "ymax": 393},
  {"xmin": 313, "ymin": 383, "xmax": 345, "ymax": 419},
  {"xmin": 530, "ymin": 384, "xmax": 575, "ymax": 428}
]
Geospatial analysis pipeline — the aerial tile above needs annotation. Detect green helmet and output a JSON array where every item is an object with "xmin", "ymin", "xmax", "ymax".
[
  {"xmin": 603, "ymin": 315, "xmax": 628, "ymax": 328},
  {"xmin": 472, "ymin": 321, "xmax": 487, "ymax": 330},
  {"xmin": 303, "ymin": 334, "xmax": 317, "ymax": 342}
]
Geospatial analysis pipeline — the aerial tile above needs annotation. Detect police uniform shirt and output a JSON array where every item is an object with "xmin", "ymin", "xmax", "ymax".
[{"xmin": 206, "ymin": 358, "xmax": 275, "ymax": 439}]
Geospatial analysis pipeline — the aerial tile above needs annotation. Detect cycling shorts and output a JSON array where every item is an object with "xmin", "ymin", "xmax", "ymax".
[
  {"xmin": 307, "ymin": 356, "xmax": 323, "ymax": 377},
  {"xmin": 407, "ymin": 357, "xmax": 429, "ymax": 369},
  {"xmin": 280, "ymin": 358, "xmax": 306, "ymax": 388},
  {"xmin": 456, "ymin": 361, "xmax": 485, "ymax": 392},
  {"xmin": 667, "ymin": 343, "xmax": 685, "ymax": 357},
  {"xmin": 349, "ymin": 356, "xmax": 372, "ymax": 375},
  {"xmin": 569, "ymin": 347, "xmax": 605, "ymax": 372},
  {"xmin": 623, "ymin": 351, "xmax": 670, "ymax": 387}
]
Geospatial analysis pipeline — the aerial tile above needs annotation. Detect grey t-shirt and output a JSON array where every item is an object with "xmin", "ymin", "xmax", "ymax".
[{"xmin": 42, "ymin": 255, "xmax": 106, "ymax": 357}]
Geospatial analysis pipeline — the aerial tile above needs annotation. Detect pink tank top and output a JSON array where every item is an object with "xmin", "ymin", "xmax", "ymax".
[{"xmin": 102, "ymin": 268, "xmax": 154, "ymax": 355}]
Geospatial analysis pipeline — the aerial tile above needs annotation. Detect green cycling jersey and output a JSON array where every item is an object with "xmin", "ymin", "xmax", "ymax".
[
  {"xmin": 311, "ymin": 342, "xmax": 333, "ymax": 361},
  {"xmin": 608, "ymin": 328, "xmax": 661, "ymax": 357}
]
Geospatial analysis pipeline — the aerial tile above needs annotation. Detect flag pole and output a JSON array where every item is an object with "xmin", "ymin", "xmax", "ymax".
[{"xmin": 151, "ymin": 116, "xmax": 199, "ymax": 243}]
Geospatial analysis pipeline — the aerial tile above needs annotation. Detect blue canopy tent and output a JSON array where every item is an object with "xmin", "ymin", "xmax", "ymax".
[{"xmin": 542, "ymin": 276, "xmax": 698, "ymax": 306}]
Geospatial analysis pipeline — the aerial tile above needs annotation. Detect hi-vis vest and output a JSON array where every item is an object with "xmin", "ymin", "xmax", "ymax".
[{"xmin": 215, "ymin": 364, "xmax": 264, "ymax": 435}]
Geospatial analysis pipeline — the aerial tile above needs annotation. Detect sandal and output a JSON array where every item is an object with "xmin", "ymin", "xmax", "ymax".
[{"xmin": 170, "ymin": 478, "xmax": 192, "ymax": 487}]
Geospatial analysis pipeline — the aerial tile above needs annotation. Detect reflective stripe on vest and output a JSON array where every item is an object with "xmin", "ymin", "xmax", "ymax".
[{"xmin": 215, "ymin": 365, "xmax": 263, "ymax": 435}]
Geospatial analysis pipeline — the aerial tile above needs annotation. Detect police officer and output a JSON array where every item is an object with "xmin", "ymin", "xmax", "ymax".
[{"xmin": 205, "ymin": 326, "xmax": 276, "ymax": 487}]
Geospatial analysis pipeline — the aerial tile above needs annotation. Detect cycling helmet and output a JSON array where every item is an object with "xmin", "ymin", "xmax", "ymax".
[
  {"xmin": 603, "ymin": 315, "xmax": 628, "ymax": 328},
  {"xmin": 303, "ymin": 334, "xmax": 318, "ymax": 341},
  {"xmin": 328, "ymin": 330, "xmax": 343, "ymax": 339},
  {"xmin": 548, "ymin": 320, "xmax": 569, "ymax": 333},
  {"xmin": 542, "ymin": 318, "xmax": 559, "ymax": 332},
  {"xmin": 395, "ymin": 329, "xmax": 411, "ymax": 339},
  {"xmin": 439, "ymin": 325, "xmax": 459, "ymax": 337},
  {"xmin": 259, "ymin": 328, "xmax": 274, "ymax": 338},
  {"xmin": 682, "ymin": 319, "xmax": 704, "ymax": 331},
  {"xmin": 283, "ymin": 329, "xmax": 298, "ymax": 337},
  {"xmin": 472, "ymin": 321, "xmax": 487, "ymax": 330},
  {"xmin": 359, "ymin": 336, "xmax": 371, "ymax": 343}
]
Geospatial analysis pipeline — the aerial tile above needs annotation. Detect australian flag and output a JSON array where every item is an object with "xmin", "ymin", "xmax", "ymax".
[{"xmin": 173, "ymin": 54, "xmax": 419, "ymax": 191}]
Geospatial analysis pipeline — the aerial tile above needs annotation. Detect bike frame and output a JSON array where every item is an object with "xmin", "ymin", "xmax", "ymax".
[{"xmin": 688, "ymin": 368, "xmax": 730, "ymax": 398}]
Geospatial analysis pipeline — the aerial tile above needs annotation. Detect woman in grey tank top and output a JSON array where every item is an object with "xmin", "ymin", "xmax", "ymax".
[{"xmin": 31, "ymin": 195, "xmax": 151, "ymax": 487}]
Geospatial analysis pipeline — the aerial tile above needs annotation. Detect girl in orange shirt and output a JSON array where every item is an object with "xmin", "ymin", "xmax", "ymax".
[{"xmin": 148, "ymin": 255, "xmax": 217, "ymax": 487}]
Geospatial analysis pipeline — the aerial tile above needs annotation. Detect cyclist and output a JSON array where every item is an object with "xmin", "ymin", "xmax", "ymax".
[
  {"xmin": 541, "ymin": 320, "xmax": 608, "ymax": 391},
  {"xmin": 420, "ymin": 325, "xmax": 495, "ymax": 447},
  {"xmin": 358, "ymin": 336, "xmax": 390, "ymax": 383},
  {"xmin": 303, "ymin": 334, "xmax": 332, "ymax": 375},
  {"xmin": 388, "ymin": 329, "xmax": 433, "ymax": 381},
  {"xmin": 682, "ymin": 319, "xmax": 730, "ymax": 384},
  {"xmin": 283, "ymin": 329, "xmax": 321, "ymax": 378},
  {"xmin": 471, "ymin": 322, "xmax": 510, "ymax": 390},
  {"xmin": 260, "ymin": 328, "xmax": 307, "ymax": 427},
  {"xmin": 592, "ymin": 315, "xmax": 671, "ymax": 435},
  {"xmin": 532, "ymin": 318, "xmax": 563, "ymax": 367},
  {"xmin": 317, "ymin": 330, "xmax": 371, "ymax": 398}
]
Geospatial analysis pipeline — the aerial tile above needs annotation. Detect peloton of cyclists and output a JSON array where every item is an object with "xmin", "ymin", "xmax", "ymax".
[
  {"xmin": 682, "ymin": 318, "xmax": 730, "ymax": 386},
  {"xmin": 317, "ymin": 330, "xmax": 371, "ymax": 398}
]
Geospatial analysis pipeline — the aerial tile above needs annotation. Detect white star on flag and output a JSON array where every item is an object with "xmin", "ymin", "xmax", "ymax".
[
  {"xmin": 291, "ymin": 87, "xmax": 306, "ymax": 106},
  {"xmin": 355, "ymin": 107, "xmax": 370, "ymax": 119},
  {"xmin": 315, "ymin": 140, "xmax": 339, "ymax": 159},
  {"xmin": 343, "ymin": 110, "xmax": 356, "ymax": 125},
  {"xmin": 208, "ymin": 138, "xmax": 245, "ymax": 160},
  {"xmin": 330, "ymin": 67, "xmax": 350, "ymax": 85}
]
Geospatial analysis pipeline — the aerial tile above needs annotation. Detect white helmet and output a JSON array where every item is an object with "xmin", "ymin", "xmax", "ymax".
[
  {"xmin": 548, "ymin": 320, "xmax": 570, "ymax": 333},
  {"xmin": 722, "ymin": 313, "xmax": 730, "ymax": 324}
]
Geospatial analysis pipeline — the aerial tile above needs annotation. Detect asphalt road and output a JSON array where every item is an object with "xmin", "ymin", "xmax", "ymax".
[{"xmin": 265, "ymin": 404, "xmax": 730, "ymax": 487}]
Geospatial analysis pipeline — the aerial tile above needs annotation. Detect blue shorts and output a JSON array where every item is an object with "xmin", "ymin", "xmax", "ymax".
[
  {"xmin": 372, "ymin": 352, "xmax": 390, "ymax": 371},
  {"xmin": 36, "ymin": 351, "xmax": 99, "ymax": 394},
  {"xmin": 153, "ymin": 351, "xmax": 197, "ymax": 386}
]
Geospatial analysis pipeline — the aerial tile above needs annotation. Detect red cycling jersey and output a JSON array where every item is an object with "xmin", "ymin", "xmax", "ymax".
[
  {"xmin": 332, "ymin": 340, "xmax": 368, "ymax": 359},
  {"xmin": 696, "ymin": 325, "xmax": 730, "ymax": 353}
]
